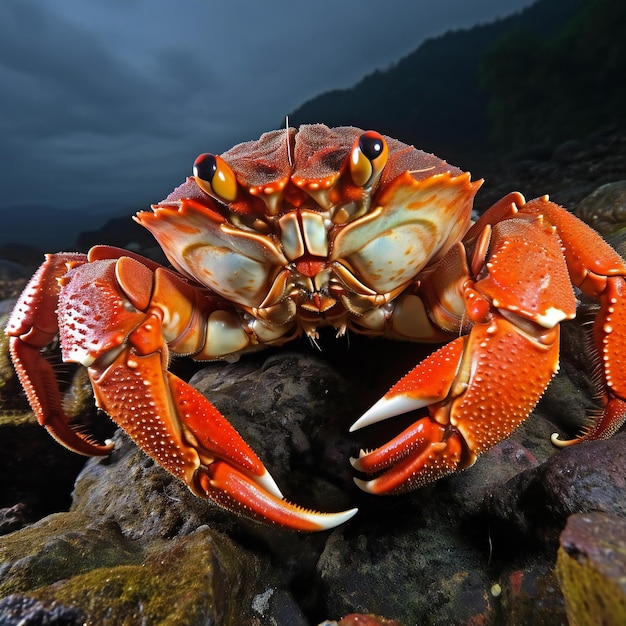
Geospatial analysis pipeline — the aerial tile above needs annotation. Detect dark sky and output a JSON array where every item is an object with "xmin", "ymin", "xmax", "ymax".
[{"xmin": 0, "ymin": 0, "xmax": 535, "ymax": 244}]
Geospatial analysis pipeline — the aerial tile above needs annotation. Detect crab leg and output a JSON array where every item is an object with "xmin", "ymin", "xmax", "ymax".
[
  {"xmin": 6, "ymin": 253, "xmax": 114, "ymax": 456},
  {"xmin": 518, "ymin": 196, "xmax": 626, "ymax": 445}
]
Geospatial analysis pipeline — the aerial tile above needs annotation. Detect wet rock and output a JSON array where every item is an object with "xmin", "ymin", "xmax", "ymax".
[
  {"xmin": 0, "ymin": 514, "xmax": 262, "ymax": 625},
  {"xmin": 317, "ymin": 510, "xmax": 495, "ymax": 625},
  {"xmin": 574, "ymin": 180, "xmax": 626, "ymax": 237},
  {"xmin": 0, "ymin": 504, "xmax": 32, "ymax": 536},
  {"xmin": 0, "ymin": 594, "xmax": 86, "ymax": 626},
  {"xmin": 557, "ymin": 512, "xmax": 626, "ymax": 626},
  {"xmin": 251, "ymin": 587, "xmax": 309, "ymax": 626},
  {"xmin": 486, "ymin": 434, "xmax": 626, "ymax": 550},
  {"xmin": 495, "ymin": 563, "xmax": 566, "ymax": 626},
  {"xmin": 0, "ymin": 513, "xmax": 140, "ymax": 597}
]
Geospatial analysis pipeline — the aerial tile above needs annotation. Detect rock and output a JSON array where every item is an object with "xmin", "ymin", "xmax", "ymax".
[
  {"xmin": 557, "ymin": 512, "xmax": 626, "ymax": 626},
  {"xmin": 495, "ymin": 563, "xmax": 566, "ymax": 626},
  {"xmin": 0, "ymin": 512, "xmax": 263, "ymax": 625},
  {"xmin": 553, "ymin": 139, "xmax": 586, "ymax": 164},
  {"xmin": 574, "ymin": 180, "xmax": 626, "ymax": 237},
  {"xmin": 486, "ymin": 434, "xmax": 626, "ymax": 550},
  {"xmin": 317, "ymin": 509, "xmax": 495, "ymax": 625},
  {"xmin": 0, "ymin": 504, "xmax": 31, "ymax": 536},
  {"xmin": 252, "ymin": 587, "xmax": 309, "ymax": 625},
  {"xmin": 0, "ymin": 594, "xmax": 86, "ymax": 626}
]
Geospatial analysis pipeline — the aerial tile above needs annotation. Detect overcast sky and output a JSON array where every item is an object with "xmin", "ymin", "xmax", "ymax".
[{"xmin": 0, "ymin": 0, "xmax": 535, "ymax": 234}]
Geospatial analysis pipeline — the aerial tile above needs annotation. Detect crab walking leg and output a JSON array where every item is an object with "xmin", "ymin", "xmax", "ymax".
[
  {"xmin": 5, "ymin": 253, "xmax": 114, "ymax": 456},
  {"xmin": 351, "ymin": 317, "xmax": 560, "ymax": 494},
  {"xmin": 518, "ymin": 197, "xmax": 626, "ymax": 445},
  {"xmin": 550, "ymin": 275, "xmax": 626, "ymax": 445}
]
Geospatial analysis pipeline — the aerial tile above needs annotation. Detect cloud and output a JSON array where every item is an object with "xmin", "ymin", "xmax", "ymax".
[{"xmin": 0, "ymin": 0, "xmax": 536, "ymax": 240}]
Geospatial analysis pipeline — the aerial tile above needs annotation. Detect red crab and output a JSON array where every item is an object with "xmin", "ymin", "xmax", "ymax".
[{"xmin": 6, "ymin": 125, "xmax": 626, "ymax": 531}]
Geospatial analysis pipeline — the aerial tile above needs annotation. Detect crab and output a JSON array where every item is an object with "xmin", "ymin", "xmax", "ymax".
[{"xmin": 6, "ymin": 124, "xmax": 626, "ymax": 531}]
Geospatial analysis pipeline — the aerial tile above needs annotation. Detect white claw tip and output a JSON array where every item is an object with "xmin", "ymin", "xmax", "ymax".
[
  {"xmin": 353, "ymin": 477, "xmax": 376, "ymax": 494},
  {"xmin": 350, "ymin": 395, "xmax": 431, "ymax": 432},
  {"xmin": 256, "ymin": 469, "xmax": 285, "ymax": 499},
  {"xmin": 312, "ymin": 507, "xmax": 359, "ymax": 530}
]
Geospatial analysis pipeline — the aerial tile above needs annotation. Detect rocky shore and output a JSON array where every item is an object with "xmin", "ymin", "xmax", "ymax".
[{"xmin": 1, "ymin": 128, "xmax": 626, "ymax": 625}]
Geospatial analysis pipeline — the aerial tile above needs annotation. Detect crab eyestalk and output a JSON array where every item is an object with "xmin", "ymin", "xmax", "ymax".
[
  {"xmin": 349, "ymin": 131, "xmax": 389, "ymax": 189},
  {"xmin": 193, "ymin": 153, "xmax": 239, "ymax": 203}
]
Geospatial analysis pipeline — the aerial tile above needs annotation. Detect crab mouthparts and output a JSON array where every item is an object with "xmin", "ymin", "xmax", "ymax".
[
  {"xmin": 295, "ymin": 258, "xmax": 327, "ymax": 278},
  {"xmin": 291, "ymin": 257, "xmax": 339, "ymax": 313},
  {"xmin": 300, "ymin": 292, "xmax": 338, "ymax": 314}
]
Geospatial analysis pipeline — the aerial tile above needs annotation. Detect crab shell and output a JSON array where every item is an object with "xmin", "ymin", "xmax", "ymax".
[{"xmin": 136, "ymin": 124, "xmax": 481, "ymax": 340}]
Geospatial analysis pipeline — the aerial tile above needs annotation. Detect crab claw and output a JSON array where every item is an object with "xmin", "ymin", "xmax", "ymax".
[
  {"xmin": 350, "ymin": 315, "xmax": 561, "ymax": 495},
  {"xmin": 80, "ymin": 301, "xmax": 357, "ymax": 530},
  {"xmin": 162, "ymin": 372, "xmax": 358, "ymax": 530},
  {"xmin": 350, "ymin": 338, "xmax": 467, "ymax": 494},
  {"xmin": 194, "ymin": 462, "xmax": 357, "ymax": 531},
  {"xmin": 89, "ymin": 357, "xmax": 357, "ymax": 531}
]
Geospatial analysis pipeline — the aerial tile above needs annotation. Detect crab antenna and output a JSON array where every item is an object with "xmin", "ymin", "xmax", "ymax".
[{"xmin": 285, "ymin": 116, "xmax": 293, "ymax": 168}]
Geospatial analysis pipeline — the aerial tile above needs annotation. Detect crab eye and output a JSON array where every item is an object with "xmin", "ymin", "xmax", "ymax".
[
  {"xmin": 349, "ymin": 131, "xmax": 388, "ymax": 188},
  {"xmin": 193, "ymin": 153, "xmax": 238, "ymax": 203}
]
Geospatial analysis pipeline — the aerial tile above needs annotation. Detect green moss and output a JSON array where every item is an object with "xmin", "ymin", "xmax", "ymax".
[
  {"xmin": 0, "ymin": 409, "xmax": 37, "ymax": 428},
  {"xmin": 32, "ymin": 528, "xmax": 257, "ymax": 625},
  {"xmin": 0, "ymin": 513, "xmax": 141, "ymax": 597},
  {"xmin": 0, "ymin": 515, "xmax": 259, "ymax": 626}
]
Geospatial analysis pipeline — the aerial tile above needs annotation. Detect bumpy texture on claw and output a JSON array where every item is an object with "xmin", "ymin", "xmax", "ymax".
[{"xmin": 352, "ymin": 318, "xmax": 560, "ymax": 494}]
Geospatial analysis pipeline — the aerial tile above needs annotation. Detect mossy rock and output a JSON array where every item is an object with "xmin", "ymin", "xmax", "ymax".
[
  {"xmin": 557, "ymin": 512, "xmax": 626, "ymax": 625},
  {"xmin": 0, "ymin": 511, "xmax": 262, "ymax": 625}
]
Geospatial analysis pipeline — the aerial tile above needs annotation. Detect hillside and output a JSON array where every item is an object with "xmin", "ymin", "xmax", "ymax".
[{"xmin": 288, "ymin": 0, "xmax": 623, "ymax": 167}]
